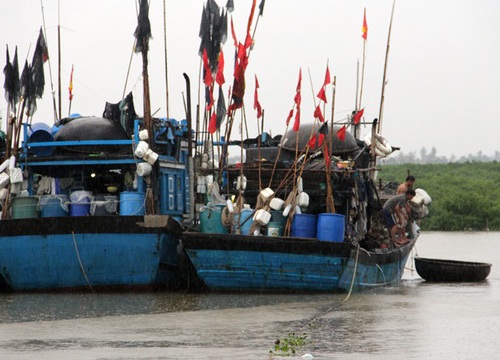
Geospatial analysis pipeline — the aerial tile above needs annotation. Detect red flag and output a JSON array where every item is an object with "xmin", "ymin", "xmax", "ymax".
[
  {"xmin": 316, "ymin": 86, "xmax": 327, "ymax": 103},
  {"xmin": 202, "ymin": 49, "xmax": 213, "ymax": 86},
  {"xmin": 244, "ymin": 32, "xmax": 253, "ymax": 49},
  {"xmin": 286, "ymin": 108, "xmax": 294, "ymax": 126},
  {"xmin": 208, "ymin": 111, "xmax": 217, "ymax": 134},
  {"xmin": 293, "ymin": 107, "xmax": 301, "ymax": 132},
  {"xmin": 362, "ymin": 8, "xmax": 368, "ymax": 40},
  {"xmin": 353, "ymin": 108, "xmax": 364, "ymax": 125},
  {"xmin": 337, "ymin": 125, "xmax": 346, "ymax": 142},
  {"xmin": 294, "ymin": 69, "xmax": 302, "ymax": 106},
  {"xmin": 292, "ymin": 68, "xmax": 302, "ymax": 131},
  {"xmin": 314, "ymin": 105, "xmax": 325, "ymax": 123},
  {"xmin": 216, "ymin": 50, "xmax": 225, "ymax": 86},
  {"xmin": 253, "ymin": 75, "xmax": 262, "ymax": 118},
  {"xmin": 296, "ymin": 68, "xmax": 302, "ymax": 92},
  {"xmin": 230, "ymin": 17, "xmax": 238, "ymax": 47},
  {"xmin": 247, "ymin": 0, "xmax": 257, "ymax": 34},
  {"xmin": 323, "ymin": 66, "xmax": 331, "ymax": 86},
  {"xmin": 68, "ymin": 64, "xmax": 74, "ymax": 101},
  {"xmin": 318, "ymin": 133, "xmax": 325, "ymax": 147},
  {"xmin": 307, "ymin": 134, "xmax": 317, "ymax": 148},
  {"xmin": 308, "ymin": 133, "xmax": 325, "ymax": 148}
]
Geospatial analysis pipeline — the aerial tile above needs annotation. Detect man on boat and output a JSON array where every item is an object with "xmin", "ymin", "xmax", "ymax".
[
  {"xmin": 397, "ymin": 175, "xmax": 415, "ymax": 194},
  {"xmin": 383, "ymin": 188, "xmax": 416, "ymax": 246}
]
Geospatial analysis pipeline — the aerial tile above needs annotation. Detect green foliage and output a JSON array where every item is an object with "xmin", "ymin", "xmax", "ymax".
[
  {"xmin": 378, "ymin": 162, "xmax": 500, "ymax": 231},
  {"xmin": 270, "ymin": 332, "xmax": 308, "ymax": 357}
]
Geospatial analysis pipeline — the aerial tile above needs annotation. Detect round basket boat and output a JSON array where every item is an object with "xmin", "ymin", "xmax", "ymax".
[{"xmin": 415, "ymin": 257, "xmax": 492, "ymax": 282}]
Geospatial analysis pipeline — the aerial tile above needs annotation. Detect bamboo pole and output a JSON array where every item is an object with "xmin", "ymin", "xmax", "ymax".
[
  {"xmin": 163, "ymin": 0, "xmax": 170, "ymax": 119},
  {"xmin": 377, "ymin": 0, "xmax": 396, "ymax": 134}
]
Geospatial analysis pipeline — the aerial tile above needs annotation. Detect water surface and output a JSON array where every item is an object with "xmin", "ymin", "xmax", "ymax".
[{"xmin": 0, "ymin": 232, "xmax": 497, "ymax": 359}]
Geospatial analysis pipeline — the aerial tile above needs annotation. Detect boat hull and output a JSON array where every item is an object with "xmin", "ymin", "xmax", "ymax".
[
  {"xmin": 338, "ymin": 237, "xmax": 417, "ymax": 291},
  {"xmin": 182, "ymin": 232, "xmax": 417, "ymax": 292},
  {"xmin": 0, "ymin": 216, "xmax": 183, "ymax": 291},
  {"xmin": 415, "ymin": 257, "xmax": 492, "ymax": 282}
]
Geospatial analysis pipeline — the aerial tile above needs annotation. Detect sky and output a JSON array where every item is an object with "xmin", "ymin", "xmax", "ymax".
[{"xmin": 1, "ymin": 0, "xmax": 499, "ymax": 159}]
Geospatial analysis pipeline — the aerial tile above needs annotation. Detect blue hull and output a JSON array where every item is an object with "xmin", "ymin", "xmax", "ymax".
[
  {"xmin": 186, "ymin": 249, "xmax": 346, "ymax": 291},
  {"xmin": 337, "ymin": 241, "xmax": 416, "ymax": 291},
  {"xmin": 0, "ymin": 216, "xmax": 183, "ymax": 291},
  {"xmin": 182, "ymin": 232, "xmax": 417, "ymax": 293}
]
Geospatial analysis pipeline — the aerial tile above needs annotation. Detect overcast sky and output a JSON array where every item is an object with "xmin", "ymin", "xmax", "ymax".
[{"xmin": 1, "ymin": 0, "xmax": 499, "ymax": 159}]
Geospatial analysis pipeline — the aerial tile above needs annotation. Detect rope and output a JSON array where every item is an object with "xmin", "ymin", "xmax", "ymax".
[
  {"xmin": 71, "ymin": 231, "xmax": 94, "ymax": 293},
  {"xmin": 344, "ymin": 242, "xmax": 360, "ymax": 302},
  {"xmin": 221, "ymin": 205, "xmax": 234, "ymax": 228}
]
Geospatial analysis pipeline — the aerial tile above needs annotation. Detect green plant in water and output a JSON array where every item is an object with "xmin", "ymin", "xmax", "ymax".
[{"xmin": 269, "ymin": 332, "xmax": 308, "ymax": 357}]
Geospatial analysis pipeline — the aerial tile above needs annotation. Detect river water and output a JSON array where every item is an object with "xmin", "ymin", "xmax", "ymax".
[{"xmin": 0, "ymin": 231, "xmax": 497, "ymax": 359}]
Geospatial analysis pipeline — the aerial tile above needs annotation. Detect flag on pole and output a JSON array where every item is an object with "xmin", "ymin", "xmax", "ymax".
[
  {"xmin": 3, "ymin": 45, "xmax": 20, "ymax": 109},
  {"xmin": 285, "ymin": 108, "xmax": 293, "ymax": 126},
  {"xmin": 353, "ymin": 108, "xmax": 364, "ymax": 125},
  {"xmin": 313, "ymin": 105, "xmax": 325, "ymax": 123},
  {"xmin": 293, "ymin": 68, "xmax": 302, "ymax": 132},
  {"xmin": 230, "ymin": 17, "xmax": 238, "ymax": 47},
  {"xmin": 258, "ymin": 0, "xmax": 266, "ymax": 16},
  {"xmin": 362, "ymin": 8, "xmax": 368, "ymax": 40},
  {"xmin": 216, "ymin": 50, "xmax": 225, "ymax": 86},
  {"xmin": 203, "ymin": 49, "xmax": 214, "ymax": 86},
  {"xmin": 134, "ymin": 0, "xmax": 152, "ymax": 54},
  {"xmin": 323, "ymin": 65, "xmax": 331, "ymax": 86},
  {"xmin": 68, "ymin": 64, "xmax": 74, "ymax": 101},
  {"xmin": 253, "ymin": 75, "xmax": 262, "ymax": 118},
  {"xmin": 337, "ymin": 125, "xmax": 346, "ymax": 142},
  {"xmin": 317, "ymin": 86, "xmax": 327, "ymax": 103}
]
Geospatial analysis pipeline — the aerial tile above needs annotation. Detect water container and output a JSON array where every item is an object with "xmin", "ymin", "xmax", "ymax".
[
  {"xmin": 267, "ymin": 221, "xmax": 284, "ymax": 236},
  {"xmin": 70, "ymin": 191, "xmax": 93, "ymax": 216},
  {"xmin": 39, "ymin": 195, "xmax": 69, "ymax": 217},
  {"xmin": 317, "ymin": 213, "xmax": 345, "ymax": 242},
  {"xmin": 234, "ymin": 208, "xmax": 253, "ymax": 235},
  {"xmin": 27, "ymin": 123, "xmax": 55, "ymax": 156},
  {"xmin": 199, "ymin": 205, "xmax": 228, "ymax": 234},
  {"xmin": 91, "ymin": 194, "xmax": 118, "ymax": 216},
  {"xmin": 119, "ymin": 191, "xmax": 145, "ymax": 216},
  {"xmin": 270, "ymin": 210, "xmax": 286, "ymax": 227},
  {"xmin": 291, "ymin": 214, "xmax": 317, "ymax": 238},
  {"xmin": 11, "ymin": 196, "xmax": 39, "ymax": 219}
]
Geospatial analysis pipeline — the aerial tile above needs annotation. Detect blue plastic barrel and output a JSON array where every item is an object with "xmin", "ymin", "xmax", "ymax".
[
  {"xmin": 27, "ymin": 123, "xmax": 55, "ymax": 156},
  {"xmin": 199, "ymin": 205, "xmax": 228, "ymax": 234},
  {"xmin": 317, "ymin": 213, "xmax": 345, "ymax": 242},
  {"xmin": 40, "ymin": 195, "xmax": 69, "ymax": 217},
  {"xmin": 70, "ymin": 191, "xmax": 92, "ymax": 216},
  {"xmin": 234, "ymin": 208, "xmax": 253, "ymax": 235},
  {"xmin": 291, "ymin": 214, "xmax": 317, "ymax": 238},
  {"xmin": 11, "ymin": 196, "xmax": 39, "ymax": 219},
  {"xmin": 119, "ymin": 191, "xmax": 145, "ymax": 216}
]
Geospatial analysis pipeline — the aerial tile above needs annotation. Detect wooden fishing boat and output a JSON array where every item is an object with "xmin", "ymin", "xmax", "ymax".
[
  {"xmin": 181, "ymin": 121, "xmax": 428, "ymax": 293},
  {"xmin": 415, "ymin": 257, "xmax": 492, "ymax": 282},
  {"xmin": 179, "ymin": 0, "xmax": 429, "ymax": 293}
]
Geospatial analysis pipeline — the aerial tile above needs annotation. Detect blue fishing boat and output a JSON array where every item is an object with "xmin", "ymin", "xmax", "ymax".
[
  {"xmin": 178, "ymin": 0, "xmax": 430, "ymax": 293},
  {"xmin": 181, "ymin": 123, "xmax": 424, "ymax": 293},
  {"xmin": 0, "ymin": 113, "xmax": 190, "ymax": 292},
  {"xmin": 0, "ymin": 0, "xmax": 193, "ymax": 291}
]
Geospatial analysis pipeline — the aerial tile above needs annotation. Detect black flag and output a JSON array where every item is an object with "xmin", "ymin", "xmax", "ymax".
[
  {"xmin": 134, "ymin": 0, "xmax": 152, "ymax": 54},
  {"xmin": 3, "ymin": 45, "xmax": 21, "ymax": 109}
]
